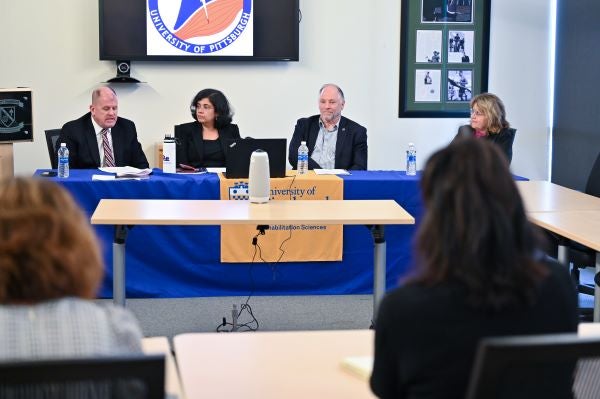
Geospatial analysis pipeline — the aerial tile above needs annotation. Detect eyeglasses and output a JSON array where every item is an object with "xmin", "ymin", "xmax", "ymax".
[
  {"xmin": 470, "ymin": 109, "xmax": 484, "ymax": 117},
  {"xmin": 195, "ymin": 103, "xmax": 214, "ymax": 111}
]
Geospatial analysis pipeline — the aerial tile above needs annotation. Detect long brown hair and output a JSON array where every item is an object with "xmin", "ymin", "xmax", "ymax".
[{"xmin": 411, "ymin": 138, "xmax": 545, "ymax": 310}]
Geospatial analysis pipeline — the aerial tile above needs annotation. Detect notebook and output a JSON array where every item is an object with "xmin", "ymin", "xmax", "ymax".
[
  {"xmin": 225, "ymin": 138, "xmax": 287, "ymax": 179},
  {"xmin": 341, "ymin": 356, "xmax": 373, "ymax": 381}
]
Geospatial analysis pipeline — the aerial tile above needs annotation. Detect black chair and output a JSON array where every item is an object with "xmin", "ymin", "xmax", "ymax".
[
  {"xmin": 466, "ymin": 333, "xmax": 600, "ymax": 399},
  {"xmin": 44, "ymin": 129, "xmax": 61, "ymax": 169},
  {"xmin": 567, "ymin": 152, "xmax": 600, "ymax": 318},
  {"xmin": 0, "ymin": 354, "xmax": 165, "ymax": 399}
]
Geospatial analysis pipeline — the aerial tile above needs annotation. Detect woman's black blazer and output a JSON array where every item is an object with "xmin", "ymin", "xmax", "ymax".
[{"xmin": 174, "ymin": 121, "xmax": 241, "ymax": 168}]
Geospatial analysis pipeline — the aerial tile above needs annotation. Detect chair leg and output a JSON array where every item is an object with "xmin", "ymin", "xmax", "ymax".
[{"xmin": 571, "ymin": 267, "xmax": 580, "ymax": 285}]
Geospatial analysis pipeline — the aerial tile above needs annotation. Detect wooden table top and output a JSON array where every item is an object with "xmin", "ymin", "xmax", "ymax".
[
  {"xmin": 142, "ymin": 336, "xmax": 185, "ymax": 399},
  {"xmin": 517, "ymin": 180, "xmax": 600, "ymax": 212},
  {"xmin": 173, "ymin": 329, "xmax": 375, "ymax": 399},
  {"xmin": 527, "ymin": 210, "xmax": 600, "ymax": 252},
  {"xmin": 91, "ymin": 199, "xmax": 415, "ymax": 226}
]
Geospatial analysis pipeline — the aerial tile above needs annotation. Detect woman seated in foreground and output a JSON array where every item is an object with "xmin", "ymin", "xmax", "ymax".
[
  {"xmin": 0, "ymin": 178, "xmax": 143, "ymax": 360},
  {"xmin": 370, "ymin": 139, "xmax": 578, "ymax": 399},
  {"xmin": 453, "ymin": 92, "xmax": 516, "ymax": 164}
]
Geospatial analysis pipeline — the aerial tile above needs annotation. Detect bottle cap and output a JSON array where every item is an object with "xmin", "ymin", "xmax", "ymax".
[
  {"xmin": 301, "ymin": 141, "xmax": 306, "ymax": 145},
  {"xmin": 60, "ymin": 143, "xmax": 66, "ymax": 147}
]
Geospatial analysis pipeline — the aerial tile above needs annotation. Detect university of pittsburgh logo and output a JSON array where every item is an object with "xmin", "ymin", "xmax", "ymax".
[{"xmin": 148, "ymin": 0, "xmax": 252, "ymax": 55}]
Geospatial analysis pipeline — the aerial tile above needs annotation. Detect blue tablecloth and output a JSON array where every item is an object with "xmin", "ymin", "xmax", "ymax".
[{"xmin": 35, "ymin": 169, "xmax": 423, "ymax": 298}]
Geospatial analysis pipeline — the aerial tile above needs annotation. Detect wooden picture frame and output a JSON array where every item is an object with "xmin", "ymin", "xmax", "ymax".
[{"xmin": 399, "ymin": 0, "xmax": 491, "ymax": 118}]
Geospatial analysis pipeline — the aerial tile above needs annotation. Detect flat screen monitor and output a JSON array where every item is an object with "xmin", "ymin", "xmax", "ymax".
[
  {"xmin": 99, "ymin": 0, "xmax": 300, "ymax": 61},
  {"xmin": 225, "ymin": 138, "xmax": 287, "ymax": 178},
  {"xmin": 0, "ymin": 88, "xmax": 33, "ymax": 143}
]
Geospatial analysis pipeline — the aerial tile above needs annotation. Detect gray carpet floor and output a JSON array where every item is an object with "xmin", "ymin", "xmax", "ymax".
[
  {"xmin": 100, "ymin": 295, "xmax": 373, "ymax": 339},
  {"xmin": 99, "ymin": 266, "xmax": 595, "ymax": 339}
]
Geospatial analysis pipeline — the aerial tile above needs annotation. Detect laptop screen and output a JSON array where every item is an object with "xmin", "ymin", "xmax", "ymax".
[{"xmin": 225, "ymin": 138, "xmax": 287, "ymax": 178}]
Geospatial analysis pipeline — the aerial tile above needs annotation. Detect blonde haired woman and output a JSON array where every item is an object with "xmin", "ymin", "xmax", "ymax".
[{"xmin": 453, "ymin": 92, "xmax": 516, "ymax": 163}]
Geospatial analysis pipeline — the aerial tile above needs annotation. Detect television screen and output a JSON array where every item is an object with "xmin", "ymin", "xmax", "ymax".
[
  {"xmin": 99, "ymin": 0, "xmax": 300, "ymax": 61},
  {"xmin": 0, "ymin": 88, "xmax": 33, "ymax": 143}
]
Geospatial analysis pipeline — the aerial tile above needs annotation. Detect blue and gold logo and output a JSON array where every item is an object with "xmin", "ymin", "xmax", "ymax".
[{"xmin": 148, "ymin": 0, "xmax": 252, "ymax": 55}]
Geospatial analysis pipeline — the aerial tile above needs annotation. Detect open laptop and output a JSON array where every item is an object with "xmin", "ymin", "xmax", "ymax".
[{"xmin": 225, "ymin": 138, "xmax": 287, "ymax": 178}]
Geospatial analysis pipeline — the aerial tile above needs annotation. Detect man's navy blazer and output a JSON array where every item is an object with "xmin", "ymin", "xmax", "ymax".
[
  {"xmin": 57, "ymin": 113, "xmax": 149, "ymax": 169},
  {"xmin": 288, "ymin": 115, "xmax": 368, "ymax": 170}
]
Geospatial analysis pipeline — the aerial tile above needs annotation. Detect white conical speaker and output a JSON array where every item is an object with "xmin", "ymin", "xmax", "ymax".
[{"xmin": 248, "ymin": 150, "xmax": 270, "ymax": 203}]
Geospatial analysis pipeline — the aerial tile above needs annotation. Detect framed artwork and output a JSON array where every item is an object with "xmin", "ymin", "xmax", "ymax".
[{"xmin": 399, "ymin": 0, "xmax": 490, "ymax": 118}]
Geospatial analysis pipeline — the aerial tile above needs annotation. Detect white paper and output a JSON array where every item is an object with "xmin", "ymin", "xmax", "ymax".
[
  {"xmin": 341, "ymin": 356, "xmax": 373, "ymax": 380},
  {"xmin": 98, "ymin": 166, "xmax": 153, "ymax": 177},
  {"xmin": 176, "ymin": 170, "xmax": 207, "ymax": 175},
  {"xmin": 578, "ymin": 323, "xmax": 600, "ymax": 337},
  {"xmin": 92, "ymin": 174, "xmax": 116, "ymax": 181},
  {"xmin": 92, "ymin": 174, "xmax": 146, "ymax": 181},
  {"xmin": 206, "ymin": 167, "xmax": 226, "ymax": 174},
  {"xmin": 314, "ymin": 169, "xmax": 350, "ymax": 175}
]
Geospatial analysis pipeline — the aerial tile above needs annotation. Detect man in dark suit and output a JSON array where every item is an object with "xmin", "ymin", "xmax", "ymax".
[
  {"xmin": 288, "ymin": 84, "xmax": 368, "ymax": 170},
  {"xmin": 57, "ymin": 86, "xmax": 149, "ymax": 169}
]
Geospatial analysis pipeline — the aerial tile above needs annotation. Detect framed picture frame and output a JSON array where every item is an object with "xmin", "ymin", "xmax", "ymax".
[{"xmin": 399, "ymin": 0, "xmax": 491, "ymax": 118}]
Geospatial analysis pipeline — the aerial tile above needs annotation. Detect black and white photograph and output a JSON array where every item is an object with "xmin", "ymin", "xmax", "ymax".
[
  {"xmin": 400, "ymin": 0, "xmax": 489, "ymax": 116},
  {"xmin": 416, "ymin": 30, "xmax": 442, "ymax": 63},
  {"xmin": 447, "ymin": 30, "xmax": 474, "ymax": 63},
  {"xmin": 447, "ymin": 70, "xmax": 472, "ymax": 102},
  {"xmin": 415, "ymin": 69, "xmax": 441, "ymax": 102},
  {"xmin": 421, "ymin": 0, "xmax": 473, "ymax": 23}
]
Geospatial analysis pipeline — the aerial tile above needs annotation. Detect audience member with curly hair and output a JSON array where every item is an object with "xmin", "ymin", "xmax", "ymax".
[{"xmin": 0, "ymin": 177, "xmax": 143, "ymax": 360}]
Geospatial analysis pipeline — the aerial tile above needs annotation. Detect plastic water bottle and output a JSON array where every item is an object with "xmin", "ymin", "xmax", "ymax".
[
  {"xmin": 162, "ymin": 133, "xmax": 176, "ymax": 173},
  {"xmin": 57, "ymin": 143, "xmax": 69, "ymax": 178},
  {"xmin": 406, "ymin": 143, "xmax": 417, "ymax": 176},
  {"xmin": 297, "ymin": 141, "xmax": 309, "ymax": 175}
]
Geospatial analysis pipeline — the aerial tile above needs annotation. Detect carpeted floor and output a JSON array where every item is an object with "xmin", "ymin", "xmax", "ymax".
[{"xmin": 100, "ymin": 295, "xmax": 373, "ymax": 339}]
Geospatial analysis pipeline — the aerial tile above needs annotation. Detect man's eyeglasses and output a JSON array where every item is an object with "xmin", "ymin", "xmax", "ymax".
[{"xmin": 470, "ymin": 109, "xmax": 484, "ymax": 117}]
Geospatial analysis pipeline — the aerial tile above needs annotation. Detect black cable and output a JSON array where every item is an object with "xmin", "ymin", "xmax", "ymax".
[
  {"xmin": 273, "ymin": 173, "xmax": 297, "ymax": 266},
  {"xmin": 236, "ymin": 300, "xmax": 259, "ymax": 331},
  {"xmin": 215, "ymin": 231, "xmax": 262, "ymax": 332},
  {"xmin": 216, "ymin": 173, "xmax": 299, "ymax": 332}
]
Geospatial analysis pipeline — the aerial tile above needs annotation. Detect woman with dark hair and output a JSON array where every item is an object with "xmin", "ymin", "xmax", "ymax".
[
  {"xmin": 175, "ymin": 88, "xmax": 241, "ymax": 168},
  {"xmin": 453, "ymin": 92, "xmax": 516, "ymax": 164},
  {"xmin": 370, "ymin": 139, "xmax": 577, "ymax": 399},
  {"xmin": 0, "ymin": 178, "xmax": 142, "ymax": 359}
]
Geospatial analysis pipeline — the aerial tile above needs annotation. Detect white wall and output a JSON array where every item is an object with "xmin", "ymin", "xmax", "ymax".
[{"xmin": 1, "ymin": 0, "xmax": 552, "ymax": 178}]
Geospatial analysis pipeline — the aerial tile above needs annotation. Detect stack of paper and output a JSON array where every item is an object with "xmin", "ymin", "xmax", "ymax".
[
  {"xmin": 93, "ymin": 167, "xmax": 153, "ymax": 180},
  {"xmin": 99, "ymin": 166, "xmax": 153, "ymax": 177},
  {"xmin": 314, "ymin": 169, "xmax": 350, "ymax": 175},
  {"xmin": 341, "ymin": 356, "xmax": 373, "ymax": 380}
]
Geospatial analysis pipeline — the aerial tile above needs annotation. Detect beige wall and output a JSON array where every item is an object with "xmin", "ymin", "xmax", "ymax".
[{"xmin": 1, "ymin": 0, "xmax": 552, "ymax": 179}]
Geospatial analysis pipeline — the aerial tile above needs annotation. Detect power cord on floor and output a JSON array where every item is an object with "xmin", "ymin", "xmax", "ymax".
[
  {"xmin": 215, "ymin": 173, "xmax": 298, "ymax": 332},
  {"xmin": 216, "ymin": 299, "xmax": 259, "ymax": 332}
]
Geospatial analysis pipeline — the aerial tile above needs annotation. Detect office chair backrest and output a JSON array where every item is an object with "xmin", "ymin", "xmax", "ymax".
[
  {"xmin": 0, "ymin": 354, "xmax": 165, "ymax": 399},
  {"xmin": 466, "ymin": 333, "xmax": 600, "ymax": 399},
  {"xmin": 44, "ymin": 129, "xmax": 61, "ymax": 169},
  {"xmin": 585, "ymin": 151, "xmax": 600, "ymax": 197}
]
